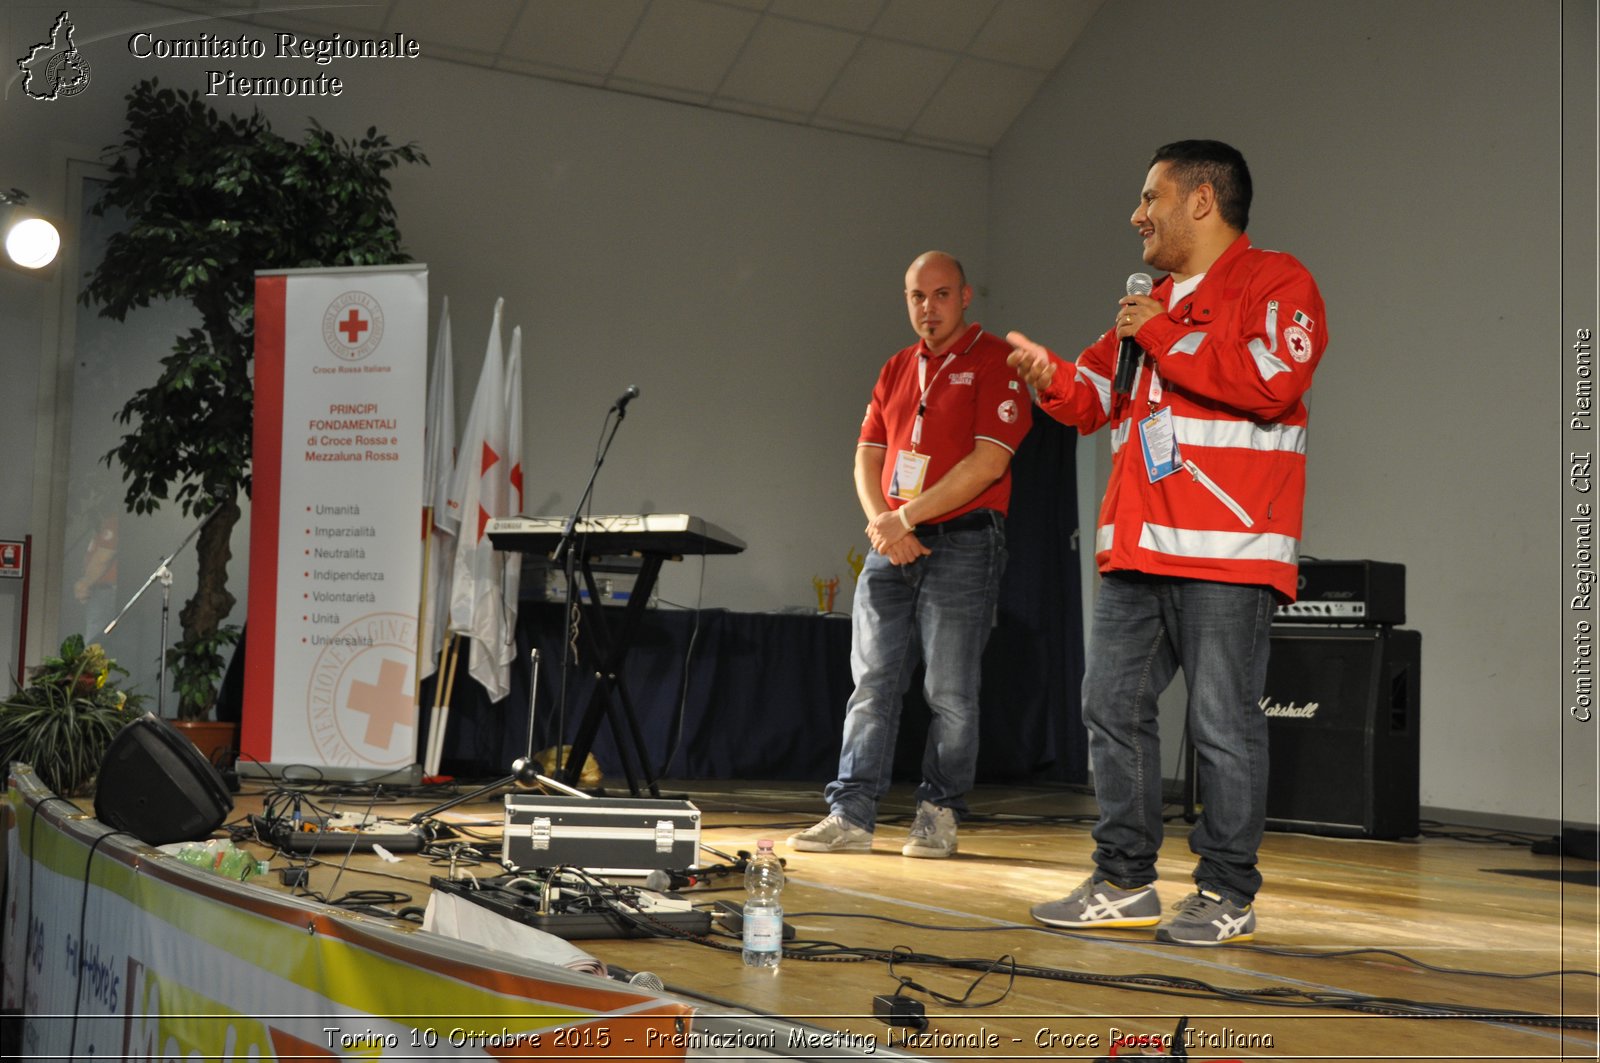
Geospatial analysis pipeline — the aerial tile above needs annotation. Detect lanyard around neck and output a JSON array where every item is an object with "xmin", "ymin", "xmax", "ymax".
[
  {"xmin": 910, "ymin": 327, "xmax": 981, "ymax": 451},
  {"xmin": 911, "ymin": 352, "xmax": 955, "ymax": 451}
]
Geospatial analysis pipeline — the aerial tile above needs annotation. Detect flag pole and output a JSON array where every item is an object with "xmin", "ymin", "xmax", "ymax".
[
  {"xmin": 416, "ymin": 504, "xmax": 433, "ymax": 682},
  {"xmin": 416, "ymin": 516, "xmax": 436, "ymax": 774},
  {"xmin": 426, "ymin": 633, "xmax": 460, "ymax": 777},
  {"xmin": 420, "ymin": 295, "xmax": 456, "ymax": 779}
]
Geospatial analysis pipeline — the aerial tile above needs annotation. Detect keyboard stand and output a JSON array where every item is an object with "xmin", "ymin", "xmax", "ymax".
[
  {"xmin": 484, "ymin": 515, "xmax": 745, "ymax": 798},
  {"xmin": 562, "ymin": 551, "xmax": 668, "ymax": 797}
]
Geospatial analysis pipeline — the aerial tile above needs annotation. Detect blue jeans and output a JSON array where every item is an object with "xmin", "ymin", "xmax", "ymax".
[
  {"xmin": 824, "ymin": 514, "xmax": 1006, "ymax": 831},
  {"xmin": 1082, "ymin": 573, "xmax": 1275, "ymax": 904}
]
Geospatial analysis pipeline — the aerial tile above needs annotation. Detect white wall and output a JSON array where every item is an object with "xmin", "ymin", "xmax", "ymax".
[
  {"xmin": 989, "ymin": 0, "xmax": 1576, "ymax": 821},
  {"xmin": 0, "ymin": 263, "xmax": 49, "ymax": 685},
  {"xmin": 364, "ymin": 63, "xmax": 991, "ymax": 612}
]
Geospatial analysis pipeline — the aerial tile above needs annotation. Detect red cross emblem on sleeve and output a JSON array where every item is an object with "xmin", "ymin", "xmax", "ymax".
[{"xmin": 1285, "ymin": 325, "xmax": 1312, "ymax": 363}]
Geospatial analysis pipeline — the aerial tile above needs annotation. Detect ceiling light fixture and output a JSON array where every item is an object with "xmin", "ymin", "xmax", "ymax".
[{"xmin": 1, "ymin": 188, "xmax": 61, "ymax": 270}]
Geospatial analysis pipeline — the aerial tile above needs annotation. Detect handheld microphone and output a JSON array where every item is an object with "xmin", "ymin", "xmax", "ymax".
[
  {"xmin": 628, "ymin": 970, "xmax": 665, "ymax": 992},
  {"xmin": 613, "ymin": 385, "xmax": 640, "ymax": 414},
  {"xmin": 1113, "ymin": 273, "xmax": 1153, "ymax": 395},
  {"xmin": 643, "ymin": 868, "xmax": 696, "ymax": 892},
  {"xmin": 609, "ymin": 966, "xmax": 665, "ymax": 991}
]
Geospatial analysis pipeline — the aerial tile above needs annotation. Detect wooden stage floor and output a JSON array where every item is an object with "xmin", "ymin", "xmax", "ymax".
[{"xmin": 228, "ymin": 775, "xmax": 1598, "ymax": 1061}]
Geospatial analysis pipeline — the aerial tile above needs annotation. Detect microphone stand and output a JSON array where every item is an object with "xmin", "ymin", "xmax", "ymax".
[
  {"xmin": 102, "ymin": 504, "xmax": 223, "ymax": 718},
  {"xmin": 409, "ymin": 649, "xmax": 588, "ymax": 826},
  {"xmin": 551, "ymin": 400, "xmax": 630, "ymax": 569},
  {"xmin": 550, "ymin": 399, "xmax": 631, "ymax": 779}
]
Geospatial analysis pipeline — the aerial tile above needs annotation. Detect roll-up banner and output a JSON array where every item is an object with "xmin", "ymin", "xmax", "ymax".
[{"xmin": 243, "ymin": 265, "xmax": 427, "ymax": 781}]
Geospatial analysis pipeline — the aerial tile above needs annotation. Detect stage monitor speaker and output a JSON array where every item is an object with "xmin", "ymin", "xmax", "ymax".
[
  {"xmin": 95, "ymin": 712, "xmax": 234, "ymax": 845},
  {"xmin": 1260, "ymin": 626, "xmax": 1420, "ymax": 839}
]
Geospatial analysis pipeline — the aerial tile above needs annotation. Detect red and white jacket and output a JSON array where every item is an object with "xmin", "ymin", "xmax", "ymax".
[{"xmin": 1036, "ymin": 234, "xmax": 1327, "ymax": 601}]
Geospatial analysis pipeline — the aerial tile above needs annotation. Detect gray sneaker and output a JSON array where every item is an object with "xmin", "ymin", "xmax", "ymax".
[
  {"xmin": 1031, "ymin": 875, "xmax": 1161, "ymax": 928},
  {"xmin": 1155, "ymin": 888, "xmax": 1256, "ymax": 945},
  {"xmin": 901, "ymin": 800, "xmax": 958, "ymax": 858},
  {"xmin": 788, "ymin": 813, "xmax": 873, "ymax": 853}
]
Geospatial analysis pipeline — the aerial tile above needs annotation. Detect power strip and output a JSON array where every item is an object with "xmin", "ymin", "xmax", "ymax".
[
  {"xmin": 429, "ymin": 875, "xmax": 711, "ymax": 941},
  {"xmin": 252, "ymin": 813, "xmax": 426, "ymax": 854}
]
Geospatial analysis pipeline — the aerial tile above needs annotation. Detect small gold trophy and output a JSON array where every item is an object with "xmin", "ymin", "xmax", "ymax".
[{"xmin": 813, "ymin": 575, "xmax": 839, "ymax": 613}]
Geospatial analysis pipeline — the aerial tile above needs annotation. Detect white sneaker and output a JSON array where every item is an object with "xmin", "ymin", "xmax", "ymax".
[
  {"xmin": 901, "ymin": 800, "xmax": 957, "ymax": 858},
  {"xmin": 788, "ymin": 813, "xmax": 873, "ymax": 852}
]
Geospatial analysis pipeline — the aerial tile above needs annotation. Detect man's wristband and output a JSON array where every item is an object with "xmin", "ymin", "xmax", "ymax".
[{"xmin": 897, "ymin": 508, "xmax": 915, "ymax": 531}]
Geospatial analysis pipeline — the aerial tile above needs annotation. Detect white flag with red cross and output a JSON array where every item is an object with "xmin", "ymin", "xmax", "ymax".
[
  {"xmin": 419, "ymin": 296, "xmax": 456, "ymax": 684},
  {"xmin": 500, "ymin": 325, "xmax": 524, "ymax": 681},
  {"xmin": 445, "ymin": 298, "xmax": 512, "ymax": 702}
]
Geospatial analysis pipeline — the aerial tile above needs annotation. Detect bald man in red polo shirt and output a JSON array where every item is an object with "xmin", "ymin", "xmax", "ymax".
[{"xmin": 790, "ymin": 251, "xmax": 1032, "ymax": 859}]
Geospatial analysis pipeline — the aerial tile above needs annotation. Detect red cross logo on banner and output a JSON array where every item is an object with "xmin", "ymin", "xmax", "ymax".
[
  {"xmin": 338, "ymin": 308, "xmax": 371, "ymax": 345},
  {"xmin": 322, "ymin": 291, "xmax": 384, "ymax": 361},
  {"xmin": 346, "ymin": 658, "xmax": 413, "ymax": 748}
]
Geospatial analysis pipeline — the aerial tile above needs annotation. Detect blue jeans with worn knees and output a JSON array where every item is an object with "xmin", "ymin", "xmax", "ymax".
[
  {"xmin": 1081, "ymin": 574, "xmax": 1274, "ymax": 905},
  {"xmin": 824, "ymin": 521, "xmax": 1006, "ymax": 832}
]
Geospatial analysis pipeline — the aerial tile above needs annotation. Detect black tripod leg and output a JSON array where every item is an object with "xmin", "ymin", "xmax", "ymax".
[
  {"xmin": 595, "ymin": 672, "xmax": 644, "ymax": 796},
  {"xmin": 558, "ymin": 559, "xmax": 609, "ymax": 788},
  {"xmin": 609, "ymin": 673, "xmax": 661, "ymax": 798},
  {"xmin": 561, "ymin": 681, "xmax": 607, "ymax": 789}
]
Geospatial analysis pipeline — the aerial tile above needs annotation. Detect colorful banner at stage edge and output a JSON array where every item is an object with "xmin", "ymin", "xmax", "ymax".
[{"xmin": 1, "ymin": 770, "xmax": 691, "ymax": 1059}]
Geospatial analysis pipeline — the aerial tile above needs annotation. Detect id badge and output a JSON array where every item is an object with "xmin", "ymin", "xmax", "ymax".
[
  {"xmin": 889, "ymin": 449, "xmax": 930, "ymax": 500},
  {"xmin": 1139, "ymin": 407, "xmax": 1182, "ymax": 482}
]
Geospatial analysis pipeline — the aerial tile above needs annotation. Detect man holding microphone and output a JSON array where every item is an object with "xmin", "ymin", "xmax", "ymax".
[{"xmin": 1009, "ymin": 141, "xmax": 1327, "ymax": 944}]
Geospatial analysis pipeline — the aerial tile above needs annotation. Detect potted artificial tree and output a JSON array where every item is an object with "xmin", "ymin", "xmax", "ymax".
[
  {"xmin": 0, "ymin": 635, "xmax": 145, "ymax": 795},
  {"xmin": 79, "ymin": 80, "xmax": 426, "ymax": 750}
]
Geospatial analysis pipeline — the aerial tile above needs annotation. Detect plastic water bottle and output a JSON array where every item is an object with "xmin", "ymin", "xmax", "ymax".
[
  {"xmin": 173, "ymin": 838, "xmax": 261, "ymax": 881},
  {"xmin": 742, "ymin": 839, "xmax": 784, "ymax": 968}
]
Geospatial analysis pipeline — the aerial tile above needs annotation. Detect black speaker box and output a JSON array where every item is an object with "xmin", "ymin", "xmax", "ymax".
[
  {"xmin": 1259, "ymin": 626, "xmax": 1421, "ymax": 839},
  {"xmin": 95, "ymin": 713, "xmax": 234, "ymax": 845}
]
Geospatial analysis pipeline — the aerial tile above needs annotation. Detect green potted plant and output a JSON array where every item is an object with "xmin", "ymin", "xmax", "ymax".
[
  {"xmin": 79, "ymin": 78, "xmax": 426, "ymax": 724},
  {"xmin": 0, "ymin": 634, "xmax": 145, "ymax": 795},
  {"xmin": 167, "ymin": 623, "xmax": 242, "ymax": 764}
]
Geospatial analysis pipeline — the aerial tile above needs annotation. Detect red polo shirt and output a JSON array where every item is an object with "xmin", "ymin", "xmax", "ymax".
[{"xmin": 858, "ymin": 323, "xmax": 1032, "ymax": 521}]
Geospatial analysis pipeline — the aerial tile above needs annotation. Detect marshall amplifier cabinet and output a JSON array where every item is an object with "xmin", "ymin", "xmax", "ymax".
[
  {"xmin": 1276, "ymin": 559, "xmax": 1406, "ymax": 625},
  {"xmin": 1260, "ymin": 626, "xmax": 1421, "ymax": 838},
  {"xmin": 503, "ymin": 794, "xmax": 700, "ymax": 875}
]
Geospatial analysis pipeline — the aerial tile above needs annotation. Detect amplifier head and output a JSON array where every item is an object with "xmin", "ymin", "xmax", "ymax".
[{"xmin": 1277, "ymin": 559, "xmax": 1405, "ymax": 625}]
